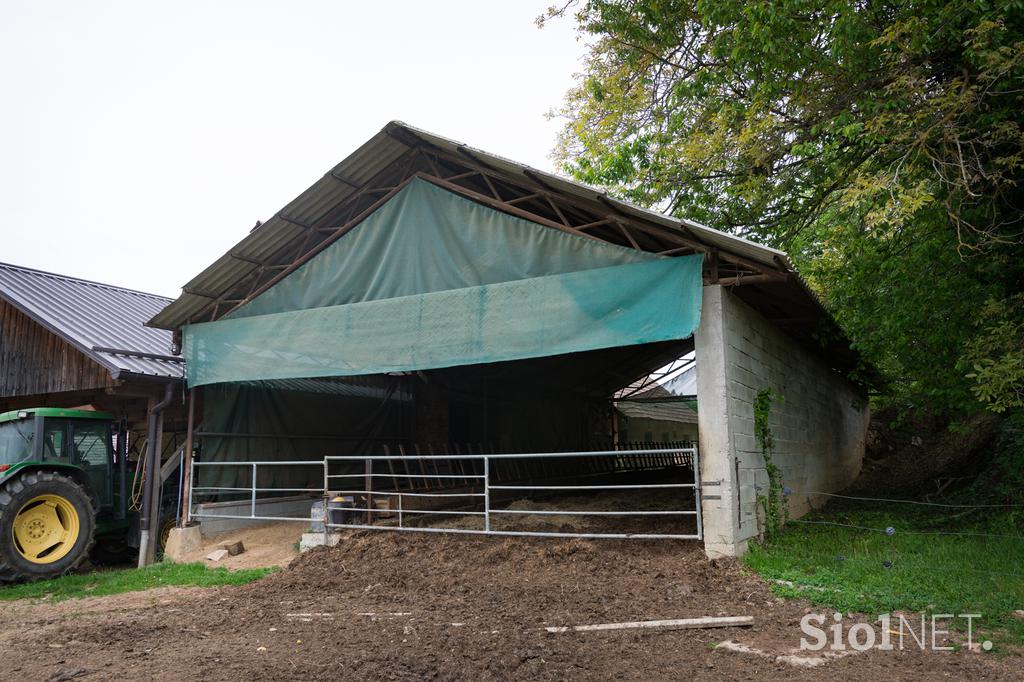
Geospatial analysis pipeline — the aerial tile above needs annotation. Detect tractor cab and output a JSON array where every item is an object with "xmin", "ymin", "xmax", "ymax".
[
  {"xmin": 0, "ymin": 407, "xmax": 180, "ymax": 581},
  {"xmin": 0, "ymin": 408, "xmax": 125, "ymax": 581},
  {"xmin": 0, "ymin": 408, "xmax": 116, "ymax": 510}
]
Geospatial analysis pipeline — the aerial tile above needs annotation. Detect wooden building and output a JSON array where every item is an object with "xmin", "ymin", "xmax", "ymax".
[
  {"xmin": 0, "ymin": 261, "xmax": 184, "ymax": 419},
  {"xmin": 0, "ymin": 262, "xmax": 188, "ymax": 563}
]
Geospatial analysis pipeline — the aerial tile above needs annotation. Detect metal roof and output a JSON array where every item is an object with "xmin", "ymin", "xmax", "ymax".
[
  {"xmin": 148, "ymin": 121, "xmax": 794, "ymax": 331},
  {"xmin": 0, "ymin": 262, "xmax": 183, "ymax": 380},
  {"xmin": 661, "ymin": 365, "xmax": 698, "ymax": 397},
  {"xmin": 615, "ymin": 384, "xmax": 698, "ymax": 424},
  {"xmin": 145, "ymin": 121, "xmax": 873, "ymax": 383}
]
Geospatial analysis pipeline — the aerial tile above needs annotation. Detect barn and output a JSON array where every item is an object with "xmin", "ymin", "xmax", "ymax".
[
  {"xmin": 0, "ymin": 262, "xmax": 187, "ymax": 563},
  {"xmin": 150, "ymin": 122, "xmax": 870, "ymax": 557}
]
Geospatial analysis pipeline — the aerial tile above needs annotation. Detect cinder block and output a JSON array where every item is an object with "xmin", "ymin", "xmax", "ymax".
[{"xmin": 734, "ymin": 434, "xmax": 758, "ymax": 453}]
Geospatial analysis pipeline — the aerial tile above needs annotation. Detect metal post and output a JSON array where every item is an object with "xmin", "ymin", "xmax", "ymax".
[
  {"xmin": 322, "ymin": 458, "xmax": 329, "ymax": 546},
  {"xmin": 180, "ymin": 388, "xmax": 196, "ymax": 526},
  {"xmin": 116, "ymin": 419, "xmax": 128, "ymax": 520},
  {"xmin": 398, "ymin": 493, "xmax": 403, "ymax": 528},
  {"xmin": 139, "ymin": 382, "xmax": 173, "ymax": 568},
  {"xmin": 693, "ymin": 447, "xmax": 704, "ymax": 540},
  {"xmin": 483, "ymin": 456, "xmax": 490, "ymax": 532},
  {"xmin": 250, "ymin": 462, "xmax": 257, "ymax": 518},
  {"xmin": 187, "ymin": 456, "xmax": 195, "ymax": 526},
  {"xmin": 145, "ymin": 402, "xmax": 167, "ymax": 565},
  {"xmin": 365, "ymin": 457, "xmax": 373, "ymax": 524}
]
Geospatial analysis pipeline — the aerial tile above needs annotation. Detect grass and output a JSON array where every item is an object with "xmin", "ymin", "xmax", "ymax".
[
  {"xmin": 0, "ymin": 561, "xmax": 276, "ymax": 602},
  {"xmin": 743, "ymin": 502, "xmax": 1024, "ymax": 647}
]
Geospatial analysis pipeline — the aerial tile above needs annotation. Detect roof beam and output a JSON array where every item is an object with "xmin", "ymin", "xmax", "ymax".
[
  {"xmin": 327, "ymin": 170, "xmax": 360, "ymax": 188},
  {"xmin": 228, "ymin": 252, "xmax": 263, "ymax": 266},
  {"xmin": 91, "ymin": 346, "xmax": 184, "ymax": 363},
  {"xmin": 416, "ymin": 172, "xmax": 608, "ymax": 244},
  {"xmin": 717, "ymin": 273, "xmax": 790, "ymax": 287},
  {"xmin": 277, "ymin": 214, "xmax": 316, "ymax": 230},
  {"xmin": 217, "ymin": 177, "xmax": 418, "ymax": 319},
  {"xmin": 416, "ymin": 141, "xmax": 712, "ymax": 256}
]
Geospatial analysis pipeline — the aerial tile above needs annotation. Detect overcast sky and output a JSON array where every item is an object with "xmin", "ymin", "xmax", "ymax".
[{"xmin": 0, "ymin": 2, "xmax": 586, "ymax": 297}]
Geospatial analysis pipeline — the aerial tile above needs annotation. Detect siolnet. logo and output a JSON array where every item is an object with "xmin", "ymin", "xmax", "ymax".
[{"xmin": 799, "ymin": 612, "xmax": 992, "ymax": 652}]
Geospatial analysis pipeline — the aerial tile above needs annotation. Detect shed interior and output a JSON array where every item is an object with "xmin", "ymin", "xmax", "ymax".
[{"xmin": 190, "ymin": 338, "xmax": 701, "ymax": 536}]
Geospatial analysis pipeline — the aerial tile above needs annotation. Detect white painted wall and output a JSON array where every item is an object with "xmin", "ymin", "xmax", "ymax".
[{"xmin": 695, "ymin": 285, "xmax": 868, "ymax": 558}]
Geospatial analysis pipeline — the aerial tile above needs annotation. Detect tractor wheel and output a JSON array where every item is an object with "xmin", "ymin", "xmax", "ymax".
[
  {"xmin": 157, "ymin": 515, "xmax": 176, "ymax": 559},
  {"xmin": 0, "ymin": 471, "xmax": 96, "ymax": 582}
]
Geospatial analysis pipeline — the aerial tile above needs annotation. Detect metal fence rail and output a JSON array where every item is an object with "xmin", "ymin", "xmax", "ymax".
[
  {"xmin": 189, "ymin": 448, "xmax": 701, "ymax": 540},
  {"xmin": 190, "ymin": 460, "xmax": 325, "ymax": 523}
]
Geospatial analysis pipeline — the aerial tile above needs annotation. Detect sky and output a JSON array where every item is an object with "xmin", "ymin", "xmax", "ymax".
[{"xmin": 0, "ymin": 1, "xmax": 587, "ymax": 297}]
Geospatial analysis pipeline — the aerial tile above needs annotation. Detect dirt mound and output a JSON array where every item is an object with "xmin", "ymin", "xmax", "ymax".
[
  {"xmin": 272, "ymin": 531, "xmax": 754, "ymax": 625},
  {"xmin": 850, "ymin": 410, "xmax": 1000, "ymax": 497},
  {"xmin": 2, "ymin": 530, "xmax": 1019, "ymax": 680}
]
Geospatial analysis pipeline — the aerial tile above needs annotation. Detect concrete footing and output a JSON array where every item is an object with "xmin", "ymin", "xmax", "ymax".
[
  {"xmin": 164, "ymin": 525, "xmax": 203, "ymax": 561},
  {"xmin": 299, "ymin": 532, "xmax": 341, "ymax": 552}
]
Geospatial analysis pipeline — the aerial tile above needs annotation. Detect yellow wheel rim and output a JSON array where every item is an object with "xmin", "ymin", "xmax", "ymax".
[
  {"xmin": 12, "ymin": 494, "xmax": 80, "ymax": 564},
  {"xmin": 159, "ymin": 519, "xmax": 174, "ymax": 551}
]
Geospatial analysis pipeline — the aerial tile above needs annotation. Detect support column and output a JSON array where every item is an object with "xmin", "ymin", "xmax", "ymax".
[
  {"xmin": 145, "ymin": 407, "xmax": 165, "ymax": 565},
  {"xmin": 694, "ymin": 285, "xmax": 743, "ymax": 558},
  {"xmin": 180, "ymin": 388, "xmax": 196, "ymax": 526},
  {"xmin": 138, "ymin": 382, "xmax": 173, "ymax": 567}
]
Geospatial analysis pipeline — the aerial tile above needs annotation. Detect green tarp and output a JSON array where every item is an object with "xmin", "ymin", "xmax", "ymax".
[
  {"xmin": 183, "ymin": 179, "xmax": 704, "ymax": 387},
  {"xmin": 229, "ymin": 178, "xmax": 657, "ymax": 317}
]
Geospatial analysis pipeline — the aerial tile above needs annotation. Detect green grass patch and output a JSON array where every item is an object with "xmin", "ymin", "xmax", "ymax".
[
  {"xmin": 743, "ymin": 503, "xmax": 1024, "ymax": 647},
  {"xmin": 0, "ymin": 562, "xmax": 275, "ymax": 602}
]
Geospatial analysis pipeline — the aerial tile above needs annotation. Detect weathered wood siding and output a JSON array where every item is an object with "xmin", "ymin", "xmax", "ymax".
[{"xmin": 0, "ymin": 298, "xmax": 115, "ymax": 398}]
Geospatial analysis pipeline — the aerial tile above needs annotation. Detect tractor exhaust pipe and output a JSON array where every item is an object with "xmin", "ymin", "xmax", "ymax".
[{"xmin": 138, "ymin": 382, "xmax": 174, "ymax": 568}]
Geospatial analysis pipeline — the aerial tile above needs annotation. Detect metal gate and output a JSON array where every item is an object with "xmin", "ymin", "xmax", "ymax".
[{"xmin": 189, "ymin": 447, "xmax": 702, "ymax": 541}]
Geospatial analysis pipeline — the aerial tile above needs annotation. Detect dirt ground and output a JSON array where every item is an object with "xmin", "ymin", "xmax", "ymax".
[
  {"xmin": 180, "ymin": 522, "xmax": 305, "ymax": 570},
  {"xmin": 0, "ymin": 531, "xmax": 1019, "ymax": 681}
]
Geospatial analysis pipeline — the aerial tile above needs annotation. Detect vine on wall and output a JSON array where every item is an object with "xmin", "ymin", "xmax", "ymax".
[{"xmin": 754, "ymin": 388, "xmax": 786, "ymax": 539}]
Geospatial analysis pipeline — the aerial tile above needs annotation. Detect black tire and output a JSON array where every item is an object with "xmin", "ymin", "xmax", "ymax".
[{"xmin": 0, "ymin": 471, "xmax": 96, "ymax": 582}]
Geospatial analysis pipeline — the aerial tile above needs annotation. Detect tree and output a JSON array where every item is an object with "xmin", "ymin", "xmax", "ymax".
[{"xmin": 543, "ymin": 0, "xmax": 1024, "ymax": 413}]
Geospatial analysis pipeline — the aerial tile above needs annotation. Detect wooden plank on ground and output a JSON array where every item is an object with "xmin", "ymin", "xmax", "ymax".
[{"xmin": 545, "ymin": 616, "xmax": 753, "ymax": 633}]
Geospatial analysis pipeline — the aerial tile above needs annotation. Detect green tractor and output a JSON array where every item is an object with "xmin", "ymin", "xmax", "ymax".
[{"xmin": 0, "ymin": 407, "xmax": 177, "ymax": 582}]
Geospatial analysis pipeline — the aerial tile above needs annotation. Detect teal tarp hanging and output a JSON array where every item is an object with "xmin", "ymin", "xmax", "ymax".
[
  {"xmin": 183, "ymin": 256, "xmax": 703, "ymax": 387},
  {"xmin": 229, "ymin": 177, "xmax": 657, "ymax": 318},
  {"xmin": 183, "ymin": 178, "xmax": 704, "ymax": 387}
]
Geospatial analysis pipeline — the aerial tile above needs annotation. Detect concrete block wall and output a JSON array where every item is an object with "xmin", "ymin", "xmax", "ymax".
[{"xmin": 696, "ymin": 285, "xmax": 869, "ymax": 558}]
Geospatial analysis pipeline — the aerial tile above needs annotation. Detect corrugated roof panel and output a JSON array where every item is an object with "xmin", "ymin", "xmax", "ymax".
[
  {"xmin": 616, "ymin": 401, "xmax": 698, "ymax": 424},
  {"xmin": 0, "ymin": 262, "xmax": 182, "ymax": 379},
  {"xmin": 615, "ymin": 384, "xmax": 698, "ymax": 424}
]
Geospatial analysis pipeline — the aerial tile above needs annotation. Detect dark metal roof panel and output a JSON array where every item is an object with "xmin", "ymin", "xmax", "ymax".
[{"xmin": 0, "ymin": 262, "xmax": 182, "ymax": 379}]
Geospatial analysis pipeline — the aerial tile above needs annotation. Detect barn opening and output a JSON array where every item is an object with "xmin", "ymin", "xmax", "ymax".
[{"xmin": 150, "ymin": 122, "xmax": 872, "ymax": 556}]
